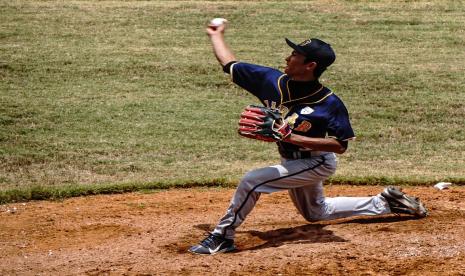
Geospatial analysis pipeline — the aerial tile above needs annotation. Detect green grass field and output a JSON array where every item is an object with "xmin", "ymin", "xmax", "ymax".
[{"xmin": 1, "ymin": 1, "xmax": 464, "ymax": 201}]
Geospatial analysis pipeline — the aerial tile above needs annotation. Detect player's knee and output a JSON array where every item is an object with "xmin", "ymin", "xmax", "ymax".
[
  {"xmin": 302, "ymin": 201, "xmax": 331, "ymax": 221},
  {"xmin": 238, "ymin": 172, "xmax": 259, "ymax": 191},
  {"xmin": 240, "ymin": 171, "xmax": 261, "ymax": 186}
]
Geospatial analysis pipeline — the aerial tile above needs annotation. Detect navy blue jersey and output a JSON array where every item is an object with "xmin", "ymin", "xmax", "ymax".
[{"xmin": 226, "ymin": 62, "xmax": 355, "ymax": 152}]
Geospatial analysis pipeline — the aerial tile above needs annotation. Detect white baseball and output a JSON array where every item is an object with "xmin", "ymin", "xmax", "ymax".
[{"xmin": 210, "ymin": 18, "xmax": 227, "ymax": 27}]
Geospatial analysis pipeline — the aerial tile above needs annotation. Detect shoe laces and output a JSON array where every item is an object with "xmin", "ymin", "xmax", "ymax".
[{"xmin": 200, "ymin": 233, "xmax": 222, "ymax": 248}]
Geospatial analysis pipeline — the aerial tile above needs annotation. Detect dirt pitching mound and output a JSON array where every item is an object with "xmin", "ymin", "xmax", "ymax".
[{"xmin": 1, "ymin": 185, "xmax": 464, "ymax": 275}]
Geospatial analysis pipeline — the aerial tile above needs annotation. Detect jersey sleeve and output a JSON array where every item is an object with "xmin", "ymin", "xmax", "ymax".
[
  {"xmin": 327, "ymin": 101, "xmax": 355, "ymax": 141},
  {"xmin": 227, "ymin": 62, "xmax": 283, "ymax": 102}
]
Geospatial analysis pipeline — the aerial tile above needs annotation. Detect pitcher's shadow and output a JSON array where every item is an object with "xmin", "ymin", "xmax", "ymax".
[
  {"xmin": 241, "ymin": 223, "xmax": 347, "ymax": 251},
  {"xmin": 194, "ymin": 215, "xmax": 416, "ymax": 251}
]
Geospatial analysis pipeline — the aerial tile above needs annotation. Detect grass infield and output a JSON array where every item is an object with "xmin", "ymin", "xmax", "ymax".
[{"xmin": 1, "ymin": 1, "xmax": 464, "ymax": 202}]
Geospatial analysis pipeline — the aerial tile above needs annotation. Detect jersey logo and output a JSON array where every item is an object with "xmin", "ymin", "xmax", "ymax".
[
  {"xmin": 300, "ymin": 107, "xmax": 314, "ymax": 115},
  {"xmin": 263, "ymin": 100, "xmax": 290, "ymax": 117},
  {"xmin": 294, "ymin": 120, "xmax": 312, "ymax": 132},
  {"xmin": 279, "ymin": 105, "xmax": 289, "ymax": 117},
  {"xmin": 285, "ymin": 113, "xmax": 299, "ymax": 128},
  {"xmin": 263, "ymin": 100, "xmax": 278, "ymax": 109}
]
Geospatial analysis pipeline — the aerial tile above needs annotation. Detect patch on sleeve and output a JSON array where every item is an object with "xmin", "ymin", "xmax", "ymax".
[
  {"xmin": 294, "ymin": 120, "xmax": 312, "ymax": 132},
  {"xmin": 300, "ymin": 106, "xmax": 314, "ymax": 115}
]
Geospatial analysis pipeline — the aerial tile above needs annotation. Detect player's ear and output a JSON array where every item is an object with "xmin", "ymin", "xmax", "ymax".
[{"xmin": 305, "ymin": 61, "xmax": 317, "ymax": 72}]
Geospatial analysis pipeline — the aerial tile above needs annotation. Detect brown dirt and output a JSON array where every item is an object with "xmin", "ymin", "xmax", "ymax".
[{"xmin": 1, "ymin": 185, "xmax": 464, "ymax": 275}]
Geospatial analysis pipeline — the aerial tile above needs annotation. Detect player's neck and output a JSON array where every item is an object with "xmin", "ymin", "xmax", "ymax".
[
  {"xmin": 289, "ymin": 76, "xmax": 318, "ymax": 82},
  {"xmin": 289, "ymin": 73, "xmax": 316, "ymax": 82},
  {"xmin": 288, "ymin": 79, "xmax": 322, "ymax": 97}
]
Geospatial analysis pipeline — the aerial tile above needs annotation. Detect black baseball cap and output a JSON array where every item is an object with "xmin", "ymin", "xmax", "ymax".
[{"xmin": 285, "ymin": 38, "xmax": 336, "ymax": 68}]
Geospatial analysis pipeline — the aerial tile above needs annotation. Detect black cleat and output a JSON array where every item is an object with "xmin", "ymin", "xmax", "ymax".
[
  {"xmin": 381, "ymin": 186, "xmax": 428, "ymax": 218},
  {"xmin": 189, "ymin": 233, "xmax": 236, "ymax": 255}
]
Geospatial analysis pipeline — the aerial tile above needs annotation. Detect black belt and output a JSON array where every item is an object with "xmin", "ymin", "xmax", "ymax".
[{"xmin": 279, "ymin": 149, "xmax": 323, "ymax": 159}]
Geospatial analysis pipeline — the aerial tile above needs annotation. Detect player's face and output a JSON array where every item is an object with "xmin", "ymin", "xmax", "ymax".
[{"xmin": 284, "ymin": 51, "xmax": 310, "ymax": 79}]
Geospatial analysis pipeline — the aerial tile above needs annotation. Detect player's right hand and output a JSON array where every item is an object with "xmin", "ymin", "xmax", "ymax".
[{"xmin": 206, "ymin": 22, "xmax": 226, "ymax": 36}]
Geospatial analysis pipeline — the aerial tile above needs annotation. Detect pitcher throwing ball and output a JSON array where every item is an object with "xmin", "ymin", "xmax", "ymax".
[{"xmin": 189, "ymin": 19, "xmax": 428, "ymax": 255}]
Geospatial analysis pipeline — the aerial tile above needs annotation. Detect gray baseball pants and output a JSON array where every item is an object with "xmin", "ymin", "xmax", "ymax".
[{"xmin": 212, "ymin": 152, "xmax": 391, "ymax": 239}]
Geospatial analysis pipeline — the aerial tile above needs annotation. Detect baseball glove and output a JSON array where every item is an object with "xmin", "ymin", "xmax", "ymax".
[{"xmin": 238, "ymin": 105, "xmax": 291, "ymax": 142}]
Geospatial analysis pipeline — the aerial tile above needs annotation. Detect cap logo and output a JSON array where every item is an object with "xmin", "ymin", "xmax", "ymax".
[{"xmin": 299, "ymin": 39, "xmax": 312, "ymax": 46}]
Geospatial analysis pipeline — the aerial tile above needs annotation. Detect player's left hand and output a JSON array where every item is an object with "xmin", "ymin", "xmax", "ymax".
[{"xmin": 238, "ymin": 105, "xmax": 291, "ymax": 142}]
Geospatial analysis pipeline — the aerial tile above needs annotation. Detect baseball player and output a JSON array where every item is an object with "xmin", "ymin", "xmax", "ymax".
[{"xmin": 189, "ymin": 21, "xmax": 428, "ymax": 255}]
